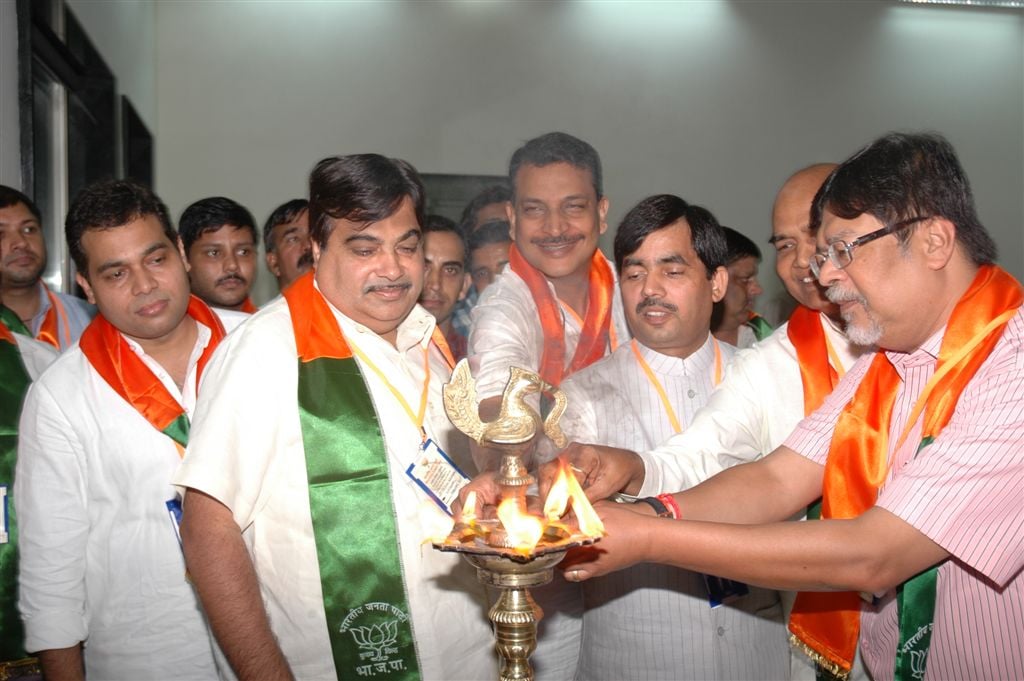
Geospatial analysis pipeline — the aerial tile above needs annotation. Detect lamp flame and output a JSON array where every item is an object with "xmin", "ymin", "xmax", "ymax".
[
  {"xmin": 563, "ymin": 459, "xmax": 606, "ymax": 537},
  {"xmin": 461, "ymin": 491, "xmax": 478, "ymax": 524},
  {"xmin": 542, "ymin": 463, "xmax": 571, "ymax": 520},
  {"xmin": 497, "ymin": 498, "xmax": 544, "ymax": 555}
]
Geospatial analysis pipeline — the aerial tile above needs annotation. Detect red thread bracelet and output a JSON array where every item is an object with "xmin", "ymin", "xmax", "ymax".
[{"xmin": 656, "ymin": 493, "xmax": 681, "ymax": 520}]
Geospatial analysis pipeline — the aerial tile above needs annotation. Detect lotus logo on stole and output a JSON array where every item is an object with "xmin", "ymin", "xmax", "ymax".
[
  {"xmin": 350, "ymin": 620, "xmax": 399, "ymax": 662},
  {"xmin": 340, "ymin": 601, "xmax": 410, "ymax": 677}
]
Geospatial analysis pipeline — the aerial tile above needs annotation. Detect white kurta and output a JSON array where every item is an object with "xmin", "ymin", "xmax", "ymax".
[
  {"xmin": 558, "ymin": 336, "xmax": 790, "ymax": 680},
  {"xmin": 174, "ymin": 295, "xmax": 495, "ymax": 681},
  {"xmin": 639, "ymin": 314, "xmax": 865, "ymax": 496},
  {"xmin": 636, "ymin": 313, "xmax": 870, "ymax": 681},
  {"xmin": 467, "ymin": 260, "xmax": 631, "ymax": 400},
  {"xmin": 15, "ymin": 311, "xmax": 244, "ymax": 680},
  {"xmin": 12, "ymin": 332, "xmax": 57, "ymax": 380}
]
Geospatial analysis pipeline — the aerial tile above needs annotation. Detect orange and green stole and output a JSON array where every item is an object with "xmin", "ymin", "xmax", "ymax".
[
  {"xmin": 36, "ymin": 285, "xmax": 73, "ymax": 350},
  {"xmin": 0, "ymin": 312, "xmax": 32, "ymax": 662},
  {"xmin": 283, "ymin": 272, "xmax": 453, "ymax": 681},
  {"xmin": 746, "ymin": 311, "xmax": 774, "ymax": 342},
  {"xmin": 78, "ymin": 296, "xmax": 226, "ymax": 450},
  {"xmin": 508, "ymin": 244, "xmax": 615, "ymax": 387},
  {"xmin": 789, "ymin": 265, "xmax": 1023, "ymax": 681}
]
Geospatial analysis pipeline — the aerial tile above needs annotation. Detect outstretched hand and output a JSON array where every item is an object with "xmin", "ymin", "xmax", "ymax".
[
  {"xmin": 539, "ymin": 443, "xmax": 646, "ymax": 502},
  {"xmin": 562, "ymin": 499, "xmax": 659, "ymax": 582}
]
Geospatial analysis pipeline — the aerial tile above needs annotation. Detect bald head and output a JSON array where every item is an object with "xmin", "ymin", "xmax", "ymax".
[{"xmin": 769, "ymin": 163, "xmax": 839, "ymax": 317}]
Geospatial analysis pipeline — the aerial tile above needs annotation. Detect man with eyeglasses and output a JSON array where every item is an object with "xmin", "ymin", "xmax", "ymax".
[{"xmin": 559, "ymin": 132, "xmax": 1024, "ymax": 681}]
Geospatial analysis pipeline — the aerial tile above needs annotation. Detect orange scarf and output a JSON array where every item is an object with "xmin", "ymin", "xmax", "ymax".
[
  {"xmin": 788, "ymin": 305, "xmax": 840, "ymax": 416},
  {"xmin": 240, "ymin": 297, "xmax": 258, "ymax": 314},
  {"xmin": 508, "ymin": 244, "xmax": 614, "ymax": 386},
  {"xmin": 36, "ymin": 285, "xmax": 72, "ymax": 349},
  {"xmin": 78, "ymin": 295, "xmax": 227, "ymax": 449},
  {"xmin": 788, "ymin": 265, "xmax": 1023, "ymax": 677},
  {"xmin": 286, "ymin": 271, "xmax": 454, "ymax": 368}
]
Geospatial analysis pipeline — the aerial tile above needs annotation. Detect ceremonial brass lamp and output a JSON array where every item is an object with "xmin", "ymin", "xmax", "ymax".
[{"xmin": 433, "ymin": 361, "xmax": 604, "ymax": 681}]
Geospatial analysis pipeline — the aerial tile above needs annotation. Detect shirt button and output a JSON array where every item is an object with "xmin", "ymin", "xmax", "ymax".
[
  {"xmin": 687, "ymin": 389, "xmax": 697, "ymax": 398},
  {"xmin": 717, "ymin": 626, "xmax": 726, "ymax": 636}
]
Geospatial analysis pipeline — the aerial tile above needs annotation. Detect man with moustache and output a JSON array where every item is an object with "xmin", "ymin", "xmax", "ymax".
[
  {"xmin": 560, "ymin": 163, "xmax": 871, "ymax": 680},
  {"xmin": 550, "ymin": 195, "xmax": 789, "ymax": 681},
  {"xmin": 469, "ymin": 131, "xmax": 630, "ymax": 454},
  {"xmin": 263, "ymin": 198, "xmax": 313, "ymax": 293},
  {"xmin": 419, "ymin": 215, "xmax": 471, "ymax": 360},
  {"xmin": 180, "ymin": 196, "xmax": 259, "ymax": 312},
  {"xmin": 0, "ymin": 185, "xmax": 95, "ymax": 350},
  {"xmin": 466, "ymin": 132, "xmax": 630, "ymax": 680},
  {"xmin": 175, "ymin": 154, "xmax": 493, "ymax": 680},
  {"xmin": 15, "ymin": 179, "xmax": 246, "ymax": 680},
  {"xmin": 563, "ymin": 133, "xmax": 1024, "ymax": 681},
  {"xmin": 0, "ymin": 234, "xmax": 57, "ymax": 681}
]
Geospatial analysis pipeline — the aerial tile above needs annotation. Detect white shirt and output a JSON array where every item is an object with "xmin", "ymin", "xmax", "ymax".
[
  {"xmin": 639, "ymin": 314, "xmax": 865, "ymax": 496},
  {"xmin": 12, "ymin": 332, "xmax": 57, "ymax": 380},
  {"xmin": 559, "ymin": 336, "xmax": 790, "ymax": 681},
  {"xmin": 467, "ymin": 260, "xmax": 631, "ymax": 400},
  {"xmin": 15, "ymin": 312, "xmax": 243, "ymax": 680},
  {"xmin": 175, "ymin": 295, "xmax": 494, "ymax": 681}
]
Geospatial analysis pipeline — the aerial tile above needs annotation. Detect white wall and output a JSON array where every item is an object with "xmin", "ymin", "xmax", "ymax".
[
  {"xmin": 0, "ymin": 0, "xmax": 22, "ymax": 188},
  {"xmin": 153, "ymin": 0, "xmax": 1024, "ymax": 307}
]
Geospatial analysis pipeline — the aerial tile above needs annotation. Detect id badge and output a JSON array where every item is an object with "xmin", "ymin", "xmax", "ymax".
[
  {"xmin": 703, "ymin": 573, "xmax": 750, "ymax": 608},
  {"xmin": 166, "ymin": 496, "xmax": 184, "ymax": 549},
  {"xmin": 405, "ymin": 438, "xmax": 469, "ymax": 517}
]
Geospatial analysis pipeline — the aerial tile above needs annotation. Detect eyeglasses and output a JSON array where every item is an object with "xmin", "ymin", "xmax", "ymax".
[{"xmin": 810, "ymin": 217, "xmax": 931, "ymax": 279}]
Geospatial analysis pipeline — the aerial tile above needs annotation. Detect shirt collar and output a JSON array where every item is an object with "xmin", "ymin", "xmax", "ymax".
[
  {"xmin": 885, "ymin": 326, "xmax": 943, "ymax": 377},
  {"xmin": 314, "ymin": 279, "xmax": 435, "ymax": 353},
  {"xmin": 637, "ymin": 332, "xmax": 716, "ymax": 377}
]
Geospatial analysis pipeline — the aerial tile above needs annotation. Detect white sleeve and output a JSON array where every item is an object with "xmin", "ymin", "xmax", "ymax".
[
  {"xmin": 175, "ymin": 319, "xmax": 298, "ymax": 530},
  {"xmin": 468, "ymin": 283, "xmax": 541, "ymax": 400},
  {"xmin": 15, "ymin": 380, "xmax": 90, "ymax": 652},
  {"xmin": 637, "ymin": 347, "xmax": 775, "ymax": 496}
]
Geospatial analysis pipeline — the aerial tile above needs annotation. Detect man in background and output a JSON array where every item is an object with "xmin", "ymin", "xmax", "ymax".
[
  {"xmin": 713, "ymin": 226, "xmax": 768, "ymax": 348},
  {"xmin": 263, "ymin": 198, "xmax": 312, "ymax": 293},
  {"xmin": 0, "ymin": 231, "xmax": 57, "ymax": 681},
  {"xmin": 0, "ymin": 185, "xmax": 95, "ymax": 350},
  {"xmin": 180, "ymin": 196, "xmax": 259, "ymax": 312},
  {"xmin": 467, "ymin": 219, "xmax": 511, "ymax": 296},
  {"xmin": 420, "ymin": 215, "xmax": 471, "ymax": 360}
]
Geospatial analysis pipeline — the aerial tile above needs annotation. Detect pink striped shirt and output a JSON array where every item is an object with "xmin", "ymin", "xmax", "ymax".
[{"xmin": 785, "ymin": 310, "xmax": 1024, "ymax": 681}]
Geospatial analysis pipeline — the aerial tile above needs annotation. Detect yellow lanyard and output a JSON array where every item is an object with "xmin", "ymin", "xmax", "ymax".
[
  {"xmin": 823, "ymin": 328, "xmax": 847, "ymax": 380},
  {"xmin": 631, "ymin": 337, "xmax": 722, "ymax": 435},
  {"xmin": 349, "ymin": 338, "xmax": 431, "ymax": 442}
]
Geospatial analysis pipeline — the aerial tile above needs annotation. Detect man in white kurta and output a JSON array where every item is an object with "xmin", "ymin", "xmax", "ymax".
[
  {"xmin": 558, "ymin": 194, "xmax": 789, "ymax": 681},
  {"xmin": 15, "ymin": 179, "xmax": 246, "ymax": 680},
  {"xmin": 466, "ymin": 133, "xmax": 630, "ymax": 680},
  {"xmin": 16, "ymin": 311, "xmax": 242, "ymax": 679},
  {"xmin": 175, "ymin": 155, "xmax": 494, "ymax": 681},
  {"xmin": 174, "ymin": 294, "xmax": 493, "ymax": 680}
]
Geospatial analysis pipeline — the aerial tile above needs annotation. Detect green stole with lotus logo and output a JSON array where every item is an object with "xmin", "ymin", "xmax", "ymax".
[
  {"xmin": 284, "ymin": 272, "xmax": 421, "ymax": 681},
  {"xmin": 0, "ymin": 316, "xmax": 32, "ymax": 662}
]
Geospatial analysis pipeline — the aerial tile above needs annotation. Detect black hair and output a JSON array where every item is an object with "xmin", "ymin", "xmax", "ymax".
[
  {"xmin": 468, "ymin": 219, "xmax": 512, "ymax": 255},
  {"xmin": 0, "ymin": 185, "xmax": 42, "ymax": 222},
  {"xmin": 459, "ymin": 184, "xmax": 511, "ymax": 233},
  {"xmin": 508, "ymin": 132, "xmax": 603, "ymax": 200},
  {"xmin": 308, "ymin": 154, "xmax": 425, "ymax": 250},
  {"xmin": 263, "ymin": 198, "xmax": 309, "ymax": 251},
  {"xmin": 810, "ymin": 132, "xmax": 996, "ymax": 265},
  {"xmin": 613, "ymin": 194, "xmax": 727, "ymax": 278},
  {"xmin": 65, "ymin": 179, "xmax": 175, "ymax": 275},
  {"xmin": 721, "ymin": 226, "xmax": 762, "ymax": 265},
  {"xmin": 178, "ymin": 197, "xmax": 257, "ymax": 253}
]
